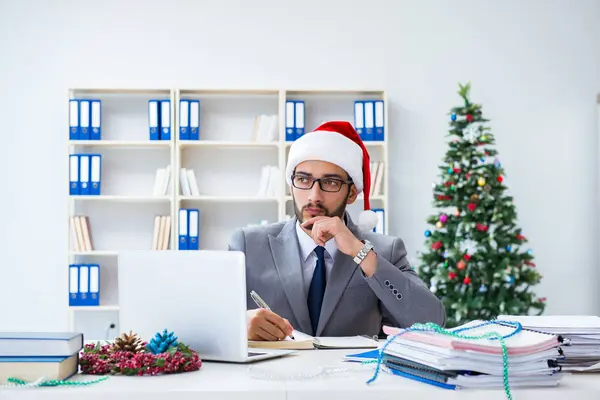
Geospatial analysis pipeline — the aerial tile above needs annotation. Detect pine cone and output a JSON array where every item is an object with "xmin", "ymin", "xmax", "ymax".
[
  {"xmin": 113, "ymin": 331, "xmax": 145, "ymax": 353},
  {"xmin": 147, "ymin": 329, "xmax": 179, "ymax": 354}
]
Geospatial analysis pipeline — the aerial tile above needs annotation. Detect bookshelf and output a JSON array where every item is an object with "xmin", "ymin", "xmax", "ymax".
[{"xmin": 67, "ymin": 88, "xmax": 389, "ymax": 339}]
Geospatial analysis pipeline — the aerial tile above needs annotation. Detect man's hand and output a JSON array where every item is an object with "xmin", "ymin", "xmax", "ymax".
[
  {"xmin": 301, "ymin": 216, "xmax": 363, "ymax": 257},
  {"xmin": 247, "ymin": 309, "xmax": 294, "ymax": 341}
]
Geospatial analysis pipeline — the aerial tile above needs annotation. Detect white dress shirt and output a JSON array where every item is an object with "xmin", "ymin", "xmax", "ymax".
[{"xmin": 295, "ymin": 221, "xmax": 339, "ymax": 296}]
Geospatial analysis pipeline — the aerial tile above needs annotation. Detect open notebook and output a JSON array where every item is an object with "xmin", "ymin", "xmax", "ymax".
[{"xmin": 248, "ymin": 330, "xmax": 379, "ymax": 350}]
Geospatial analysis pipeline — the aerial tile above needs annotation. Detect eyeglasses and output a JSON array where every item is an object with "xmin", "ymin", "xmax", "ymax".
[{"xmin": 291, "ymin": 174, "xmax": 353, "ymax": 193}]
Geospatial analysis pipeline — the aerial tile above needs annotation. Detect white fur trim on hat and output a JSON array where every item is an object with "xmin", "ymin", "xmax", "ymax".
[{"xmin": 285, "ymin": 130, "xmax": 364, "ymax": 192}]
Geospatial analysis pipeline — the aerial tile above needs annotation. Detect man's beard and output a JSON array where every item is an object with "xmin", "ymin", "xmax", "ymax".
[{"xmin": 293, "ymin": 193, "xmax": 349, "ymax": 230}]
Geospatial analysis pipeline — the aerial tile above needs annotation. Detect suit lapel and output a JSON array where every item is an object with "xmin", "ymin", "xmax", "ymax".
[
  {"xmin": 268, "ymin": 217, "xmax": 312, "ymax": 334},
  {"xmin": 316, "ymin": 213, "xmax": 365, "ymax": 336}
]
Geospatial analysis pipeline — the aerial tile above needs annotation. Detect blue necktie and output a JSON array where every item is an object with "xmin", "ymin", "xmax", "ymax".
[{"xmin": 307, "ymin": 246, "xmax": 326, "ymax": 335}]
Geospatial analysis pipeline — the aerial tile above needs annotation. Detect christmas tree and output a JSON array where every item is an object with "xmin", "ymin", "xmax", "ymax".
[{"xmin": 418, "ymin": 82, "xmax": 546, "ymax": 327}]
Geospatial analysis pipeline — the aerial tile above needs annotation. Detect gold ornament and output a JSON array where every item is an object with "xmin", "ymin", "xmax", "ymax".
[
  {"xmin": 481, "ymin": 135, "xmax": 488, "ymax": 141},
  {"xmin": 436, "ymin": 221, "xmax": 443, "ymax": 229},
  {"xmin": 478, "ymin": 177, "xmax": 486, "ymax": 187},
  {"xmin": 113, "ymin": 331, "xmax": 145, "ymax": 353},
  {"xmin": 470, "ymin": 193, "xmax": 480, "ymax": 202}
]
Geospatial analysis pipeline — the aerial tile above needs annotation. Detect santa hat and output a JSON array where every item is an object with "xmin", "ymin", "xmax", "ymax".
[{"xmin": 286, "ymin": 121, "xmax": 379, "ymax": 232}]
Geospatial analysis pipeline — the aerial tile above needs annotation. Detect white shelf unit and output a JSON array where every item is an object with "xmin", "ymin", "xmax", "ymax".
[
  {"xmin": 67, "ymin": 88, "xmax": 176, "ymax": 338},
  {"xmin": 67, "ymin": 88, "xmax": 388, "ymax": 338}
]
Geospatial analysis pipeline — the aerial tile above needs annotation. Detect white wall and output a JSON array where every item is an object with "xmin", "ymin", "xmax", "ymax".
[{"xmin": 0, "ymin": 0, "xmax": 598, "ymax": 331}]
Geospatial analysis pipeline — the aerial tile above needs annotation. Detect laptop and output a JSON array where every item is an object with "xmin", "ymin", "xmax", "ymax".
[{"xmin": 117, "ymin": 250, "xmax": 297, "ymax": 363}]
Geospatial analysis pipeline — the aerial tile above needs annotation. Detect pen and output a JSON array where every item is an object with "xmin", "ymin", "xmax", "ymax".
[
  {"xmin": 250, "ymin": 290, "xmax": 271, "ymax": 311},
  {"xmin": 250, "ymin": 290, "xmax": 294, "ymax": 339}
]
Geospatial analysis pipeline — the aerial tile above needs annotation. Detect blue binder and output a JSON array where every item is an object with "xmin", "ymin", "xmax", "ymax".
[
  {"xmin": 363, "ymin": 101, "xmax": 375, "ymax": 141},
  {"xmin": 78, "ymin": 264, "xmax": 90, "ymax": 305},
  {"xmin": 374, "ymin": 100, "xmax": 384, "ymax": 141},
  {"xmin": 354, "ymin": 101, "xmax": 365, "ymax": 140},
  {"xmin": 179, "ymin": 99, "xmax": 189, "ymax": 140},
  {"xmin": 294, "ymin": 101, "xmax": 305, "ymax": 139},
  {"xmin": 373, "ymin": 208, "xmax": 385, "ymax": 234},
  {"xmin": 69, "ymin": 155, "xmax": 80, "ymax": 195},
  {"xmin": 160, "ymin": 100, "xmax": 171, "ymax": 140},
  {"xmin": 188, "ymin": 209, "xmax": 199, "ymax": 250},
  {"xmin": 87, "ymin": 264, "xmax": 100, "ymax": 306},
  {"xmin": 285, "ymin": 101, "xmax": 295, "ymax": 142},
  {"xmin": 90, "ymin": 100, "xmax": 102, "ymax": 140},
  {"xmin": 178, "ymin": 209, "xmax": 188, "ymax": 250},
  {"xmin": 69, "ymin": 100, "xmax": 79, "ymax": 140},
  {"xmin": 69, "ymin": 264, "xmax": 79, "ymax": 306},
  {"xmin": 149, "ymin": 100, "xmax": 159, "ymax": 140},
  {"xmin": 189, "ymin": 100, "xmax": 200, "ymax": 140},
  {"xmin": 79, "ymin": 100, "xmax": 91, "ymax": 140},
  {"xmin": 90, "ymin": 154, "xmax": 101, "ymax": 195},
  {"xmin": 79, "ymin": 155, "xmax": 91, "ymax": 195}
]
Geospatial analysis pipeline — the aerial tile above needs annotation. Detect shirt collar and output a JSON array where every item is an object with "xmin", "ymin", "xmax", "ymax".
[{"xmin": 295, "ymin": 220, "xmax": 339, "ymax": 263}]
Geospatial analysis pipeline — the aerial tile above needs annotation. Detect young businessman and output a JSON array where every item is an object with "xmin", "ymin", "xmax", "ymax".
[{"xmin": 228, "ymin": 121, "xmax": 445, "ymax": 341}]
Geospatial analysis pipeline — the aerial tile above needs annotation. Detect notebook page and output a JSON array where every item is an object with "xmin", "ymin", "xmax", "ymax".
[{"xmin": 313, "ymin": 336, "xmax": 378, "ymax": 349}]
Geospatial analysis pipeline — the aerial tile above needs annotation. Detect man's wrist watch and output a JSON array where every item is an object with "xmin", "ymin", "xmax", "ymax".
[{"xmin": 353, "ymin": 239, "xmax": 374, "ymax": 265}]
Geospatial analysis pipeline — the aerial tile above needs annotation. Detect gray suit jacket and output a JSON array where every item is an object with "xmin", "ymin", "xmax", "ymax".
[{"xmin": 227, "ymin": 213, "xmax": 446, "ymax": 337}]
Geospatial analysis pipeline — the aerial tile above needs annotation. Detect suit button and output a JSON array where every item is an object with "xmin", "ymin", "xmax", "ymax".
[
  {"xmin": 389, "ymin": 284, "xmax": 394, "ymax": 290},
  {"xmin": 396, "ymin": 293, "xmax": 403, "ymax": 300},
  {"xmin": 392, "ymin": 289, "xmax": 398, "ymax": 295},
  {"xmin": 384, "ymin": 280, "xmax": 391, "ymax": 286}
]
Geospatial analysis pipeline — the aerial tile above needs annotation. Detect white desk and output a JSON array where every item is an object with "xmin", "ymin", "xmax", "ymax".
[{"xmin": 2, "ymin": 350, "xmax": 600, "ymax": 400}]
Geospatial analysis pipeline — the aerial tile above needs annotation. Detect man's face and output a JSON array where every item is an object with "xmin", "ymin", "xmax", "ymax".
[{"xmin": 291, "ymin": 160, "xmax": 358, "ymax": 229}]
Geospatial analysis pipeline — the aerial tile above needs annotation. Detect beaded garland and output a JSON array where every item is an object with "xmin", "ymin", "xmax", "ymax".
[
  {"xmin": 0, "ymin": 376, "xmax": 109, "ymax": 389},
  {"xmin": 366, "ymin": 320, "xmax": 523, "ymax": 400}
]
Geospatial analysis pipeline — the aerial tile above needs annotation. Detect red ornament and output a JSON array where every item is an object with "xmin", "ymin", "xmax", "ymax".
[
  {"xmin": 466, "ymin": 173, "xmax": 471, "ymax": 179},
  {"xmin": 476, "ymin": 223, "xmax": 489, "ymax": 232},
  {"xmin": 525, "ymin": 260, "xmax": 536, "ymax": 267},
  {"xmin": 448, "ymin": 272, "xmax": 457, "ymax": 280},
  {"xmin": 464, "ymin": 254, "xmax": 471, "ymax": 262},
  {"xmin": 467, "ymin": 203, "xmax": 477, "ymax": 212},
  {"xmin": 540, "ymin": 297, "xmax": 547, "ymax": 303},
  {"xmin": 431, "ymin": 241, "xmax": 443, "ymax": 250},
  {"xmin": 457, "ymin": 260, "xmax": 466, "ymax": 270},
  {"xmin": 444, "ymin": 181, "xmax": 453, "ymax": 187},
  {"xmin": 516, "ymin": 234, "xmax": 526, "ymax": 241},
  {"xmin": 463, "ymin": 276, "xmax": 471, "ymax": 284},
  {"xmin": 466, "ymin": 114, "xmax": 473, "ymax": 122},
  {"xmin": 453, "ymin": 168, "xmax": 461, "ymax": 174},
  {"xmin": 436, "ymin": 195, "xmax": 453, "ymax": 201},
  {"xmin": 497, "ymin": 176, "xmax": 503, "ymax": 183}
]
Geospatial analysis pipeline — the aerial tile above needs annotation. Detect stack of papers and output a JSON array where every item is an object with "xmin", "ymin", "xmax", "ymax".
[
  {"xmin": 379, "ymin": 320, "xmax": 564, "ymax": 390},
  {"xmin": 248, "ymin": 331, "xmax": 379, "ymax": 350},
  {"xmin": 498, "ymin": 315, "xmax": 600, "ymax": 372}
]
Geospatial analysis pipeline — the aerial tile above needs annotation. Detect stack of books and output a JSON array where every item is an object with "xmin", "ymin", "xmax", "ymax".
[
  {"xmin": 70, "ymin": 215, "xmax": 93, "ymax": 252},
  {"xmin": 0, "ymin": 332, "xmax": 83, "ymax": 383},
  {"xmin": 377, "ymin": 320, "xmax": 564, "ymax": 390},
  {"xmin": 499, "ymin": 315, "xmax": 600, "ymax": 372}
]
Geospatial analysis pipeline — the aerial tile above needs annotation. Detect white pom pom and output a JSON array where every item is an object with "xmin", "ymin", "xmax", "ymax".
[{"xmin": 357, "ymin": 210, "xmax": 378, "ymax": 232}]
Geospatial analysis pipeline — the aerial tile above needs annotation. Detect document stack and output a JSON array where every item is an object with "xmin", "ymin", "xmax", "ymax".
[
  {"xmin": 0, "ymin": 332, "xmax": 83, "ymax": 383},
  {"xmin": 499, "ymin": 315, "xmax": 600, "ymax": 372},
  {"xmin": 251, "ymin": 114, "xmax": 278, "ymax": 142},
  {"xmin": 377, "ymin": 320, "xmax": 564, "ymax": 390}
]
